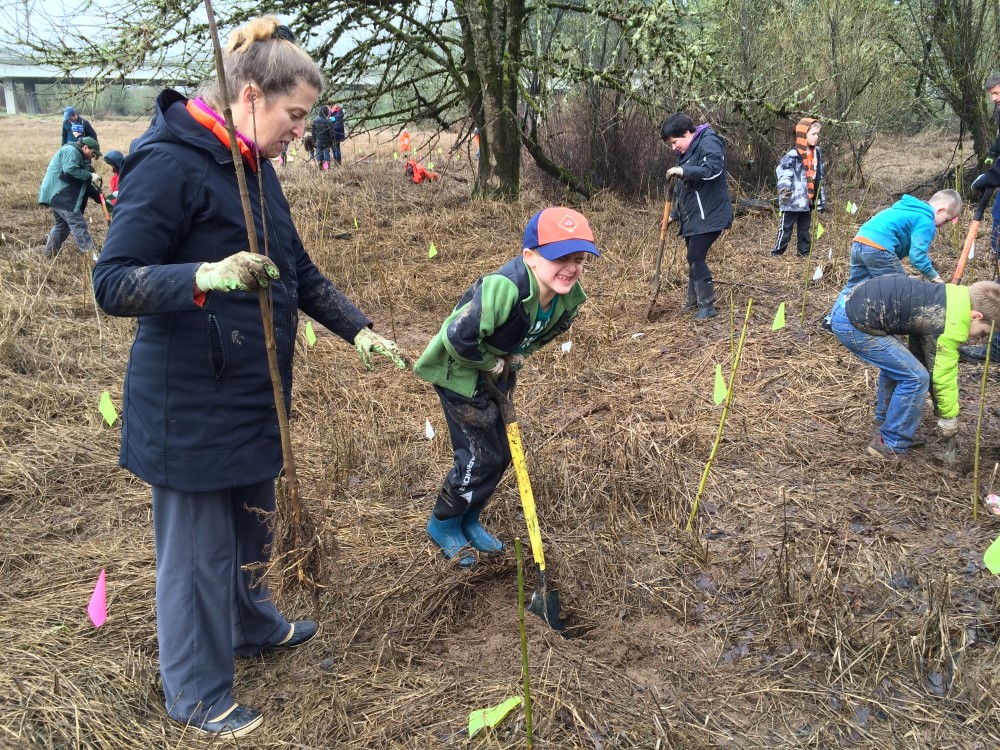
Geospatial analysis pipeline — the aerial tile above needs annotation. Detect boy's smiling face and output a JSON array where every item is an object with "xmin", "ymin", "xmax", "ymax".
[{"xmin": 523, "ymin": 249, "xmax": 588, "ymax": 304}]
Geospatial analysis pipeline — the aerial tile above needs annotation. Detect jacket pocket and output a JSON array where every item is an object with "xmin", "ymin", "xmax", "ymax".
[
  {"xmin": 695, "ymin": 191, "xmax": 706, "ymax": 220},
  {"xmin": 206, "ymin": 313, "xmax": 226, "ymax": 389}
]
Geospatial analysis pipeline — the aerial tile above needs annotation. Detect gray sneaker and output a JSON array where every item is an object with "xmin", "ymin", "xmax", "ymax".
[{"xmin": 867, "ymin": 434, "xmax": 901, "ymax": 460}]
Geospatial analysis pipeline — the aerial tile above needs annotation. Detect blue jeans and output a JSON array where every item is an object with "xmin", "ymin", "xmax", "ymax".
[
  {"xmin": 830, "ymin": 298, "xmax": 928, "ymax": 452},
  {"xmin": 831, "ymin": 241, "xmax": 906, "ymax": 312}
]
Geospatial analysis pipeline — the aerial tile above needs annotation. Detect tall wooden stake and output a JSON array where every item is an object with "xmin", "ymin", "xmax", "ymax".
[{"xmin": 203, "ymin": 1, "xmax": 308, "ymax": 574}]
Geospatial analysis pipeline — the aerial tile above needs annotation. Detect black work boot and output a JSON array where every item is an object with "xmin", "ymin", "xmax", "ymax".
[
  {"xmin": 694, "ymin": 278, "xmax": 717, "ymax": 320},
  {"xmin": 682, "ymin": 278, "xmax": 697, "ymax": 312}
]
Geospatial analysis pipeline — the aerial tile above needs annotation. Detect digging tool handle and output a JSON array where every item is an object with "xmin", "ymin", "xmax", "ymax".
[
  {"xmin": 953, "ymin": 189, "xmax": 996, "ymax": 284},
  {"xmin": 649, "ymin": 176, "xmax": 677, "ymax": 294},
  {"xmin": 98, "ymin": 194, "xmax": 111, "ymax": 225},
  {"xmin": 484, "ymin": 373, "xmax": 546, "ymax": 570}
]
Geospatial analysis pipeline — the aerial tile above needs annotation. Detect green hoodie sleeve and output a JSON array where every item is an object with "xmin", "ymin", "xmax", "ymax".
[
  {"xmin": 930, "ymin": 285, "xmax": 972, "ymax": 419},
  {"xmin": 441, "ymin": 273, "xmax": 520, "ymax": 371}
]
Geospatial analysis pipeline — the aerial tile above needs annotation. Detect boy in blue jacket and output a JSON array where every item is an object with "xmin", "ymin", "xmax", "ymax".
[
  {"xmin": 414, "ymin": 207, "xmax": 600, "ymax": 568},
  {"xmin": 826, "ymin": 190, "xmax": 962, "ymax": 328}
]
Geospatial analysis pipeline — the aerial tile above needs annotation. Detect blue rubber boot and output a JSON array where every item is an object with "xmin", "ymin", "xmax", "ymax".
[
  {"xmin": 427, "ymin": 515, "xmax": 476, "ymax": 569},
  {"xmin": 461, "ymin": 509, "xmax": 504, "ymax": 554}
]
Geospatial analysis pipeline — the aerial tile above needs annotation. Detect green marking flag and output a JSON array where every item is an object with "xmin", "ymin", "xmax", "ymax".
[
  {"xmin": 816, "ymin": 222, "xmax": 825, "ymax": 239},
  {"xmin": 772, "ymin": 302, "xmax": 786, "ymax": 331},
  {"xmin": 305, "ymin": 321, "xmax": 317, "ymax": 347},
  {"xmin": 428, "ymin": 161, "xmax": 434, "ymax": 170},
  {"xmin": 469, "ymin": 696, "xmax": 523, "ymax": 738},
  {"xmin": 354, "ymin": 216, "xmax": 359, "ymax": 230},
  {"xmin": 393, "ymin": 151, "xmax": 399, "ymax": 160},
  {"xmin": 99, "ymin": 391, "xmax": 118, "ymax": 426},
  {"xmin": 845, "ymin": 200, "xmax": 858, "ymax": 214},
  {"xmin": 985, "ymin": 536, "xmax": 1000, "ymax": 574},
  {"xmin": 713, "ymin": 364, "xmax": 727, "ymax": 405},
  {"xmin": 428, "ymin": 242, "xmax": 438, "ymax": 258}
]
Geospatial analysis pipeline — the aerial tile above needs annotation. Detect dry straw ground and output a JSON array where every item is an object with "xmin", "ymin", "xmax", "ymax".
[{"xmin": 2, "ymin": 115, "xmax": 1000, "ymax": 750}]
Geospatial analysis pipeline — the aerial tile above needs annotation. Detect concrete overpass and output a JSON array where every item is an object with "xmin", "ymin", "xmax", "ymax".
[{"xmin": 0, "ymin": 54, "xmax": 202, "ymax": 114}]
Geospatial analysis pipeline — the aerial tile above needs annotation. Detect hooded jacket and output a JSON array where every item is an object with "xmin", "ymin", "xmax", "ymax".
[
  {"xmin": 671, "ymin": 124, "xmax": 734, "ymax": 238},
  {"xmin": 312, "ymin": 108, "xmax": 333, "ymax": 149},
  {"xmin": 61, "ymin": 115, "xmax": 97, "ymax": 145},
  {"xmin": 854, "ymin": 195, "xmax": 940, "ymax": 280},
  {"xmin": 38, "ymin": 141, "xmax": 98, "ymax": 213},
  {"xmin": 776, "ymin": 118, "xmax": 826, "ymax": 212},
  {"xmin": 845, "ymin": 275, "xmax": 972, "ymax": 419},
  {"xmin": 92, "ymin": 89, "xmax": 371, "ymax": 491},
  {"xmin": 413, "ymin": 256, "xmax": 586, "ymax": 397}
]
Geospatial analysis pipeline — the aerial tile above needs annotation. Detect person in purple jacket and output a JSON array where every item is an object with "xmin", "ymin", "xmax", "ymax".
[
  {"xmin": 92, "ymin": 16, "xmax": 406, "ymax": 740},
  {"xmin": 661, "ymin": 112, "xmax": 734, "ymax": 320}
]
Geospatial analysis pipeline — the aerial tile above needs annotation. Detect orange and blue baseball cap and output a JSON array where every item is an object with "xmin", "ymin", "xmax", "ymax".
[{"xmin": 523, "ymin": 207, "xmax": 600, "ymax": 261}]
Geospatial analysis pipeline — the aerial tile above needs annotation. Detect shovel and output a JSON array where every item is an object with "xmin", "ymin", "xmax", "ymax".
[
  {"xmin": 646, "ymin": 175, "xmax": 677, "ymax": 320},
  {"xmin": 486, "ymin": 374, "xmax": 565, "ymax": 633},
  {"xmin": 952, "ymin": 188, "xmax": 995, "ymax": 283}
]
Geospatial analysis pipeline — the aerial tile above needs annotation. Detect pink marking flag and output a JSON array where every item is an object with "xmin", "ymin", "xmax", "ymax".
[{"xmin": 88, "ymin": 569, "xmax": 107, "ymax": 627}]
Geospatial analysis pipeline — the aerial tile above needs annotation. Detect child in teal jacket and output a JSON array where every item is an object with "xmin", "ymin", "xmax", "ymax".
[{"xmin": 414, "ymin": 207, "xmax": 600, "ymax": 568}]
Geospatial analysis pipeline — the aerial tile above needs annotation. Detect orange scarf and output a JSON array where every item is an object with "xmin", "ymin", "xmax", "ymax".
[
  {"xmin": 185, "ymin": 99, "xmax": 257, "ymax": 173},
  {"xmin": 795, "ymin": 117, "xmax": 818, "ymax": 202}
]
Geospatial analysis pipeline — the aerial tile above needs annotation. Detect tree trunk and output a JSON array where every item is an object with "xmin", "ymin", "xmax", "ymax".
[{"xmin": 458, "ymin": 0, "xmax": 524, "ymax": 199}]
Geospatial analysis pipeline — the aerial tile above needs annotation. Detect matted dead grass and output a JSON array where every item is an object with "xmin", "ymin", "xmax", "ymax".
[{"xmin": 2, "ymin": 113, "xmax": 1000, "ymax": 750}]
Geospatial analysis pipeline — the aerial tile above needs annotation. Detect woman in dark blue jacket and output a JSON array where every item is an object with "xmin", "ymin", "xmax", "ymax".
[
  {"xmin": 661, "ymin": 113, "xmax": 734, "ymax": 319},
  {"xmin": 92, "ymin": 17, "xmax": 406, "ymax": 740}
]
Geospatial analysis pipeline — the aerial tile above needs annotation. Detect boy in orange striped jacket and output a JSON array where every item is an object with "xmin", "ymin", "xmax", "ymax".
[{"xmin": 770, "ymin": 117, "xmax": 825, "ymax": 257}]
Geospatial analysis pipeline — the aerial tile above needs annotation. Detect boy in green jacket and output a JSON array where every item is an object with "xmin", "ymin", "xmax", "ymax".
[
  {"xmin": 830, "ymin": 275, "xmax": 1000, "ymax": 458},
  {"xmin": 414, "ymin": 207, "xmax": 600, "ymax": 568}
]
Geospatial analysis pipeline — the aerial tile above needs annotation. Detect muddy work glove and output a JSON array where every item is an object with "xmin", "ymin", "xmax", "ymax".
[
  {"xmin": 936, "ymin": 417, "xmax": 958, "ymax": 437},
  {"xmin": 505, "ymin": 354, "xmax": 525, "ymax": 373},
  {"xmin": 195, "ymin": 251, "xmax": 279, "ymax": 293},
  {"xmin": 353, "ymin": 328, "xmax": 408, "ymax": 371}
]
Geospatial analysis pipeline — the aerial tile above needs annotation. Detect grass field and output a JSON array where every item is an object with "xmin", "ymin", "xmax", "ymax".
[{"xmin": 2, "ymin": 112, "xmax": 999, "ymax": 749}]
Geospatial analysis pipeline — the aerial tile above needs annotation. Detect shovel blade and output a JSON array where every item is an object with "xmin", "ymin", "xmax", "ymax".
[{"xmin": 527, "ymin": 572, "xmax": 565, "ymax": 632}]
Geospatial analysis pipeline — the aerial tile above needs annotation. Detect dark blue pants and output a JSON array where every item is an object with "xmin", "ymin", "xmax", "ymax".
[
  {"xmin": 432, "ymin": 379, "xmax": 515, "ymax": 519},
  {"xmin": 152, "ymin": 480, "xmax": 289, "ymax": 723},
  {"xmin": 686, "ymin": 231, "xmax": 721, "ymax": 284},
  {"xmin": 771, "ymin": 210, "xmax": 812, "ymax": 256}
]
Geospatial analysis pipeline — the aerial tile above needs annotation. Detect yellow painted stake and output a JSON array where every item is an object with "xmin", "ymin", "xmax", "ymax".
[
  {"xmin": 515, "ymin": 538, "xmax": 534, "ymax": 749},
  {"xmin": 686, "ymin": 299, "xmax": 754, "ymax": 531}
]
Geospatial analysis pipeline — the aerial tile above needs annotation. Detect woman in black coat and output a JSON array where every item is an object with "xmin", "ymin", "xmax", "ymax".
[
  {"xmin": 92, "ymin": 16, "xmax": 406, "ymax": 739},
  {"xmin": 661, "ymin": 112, "xmax": 734, "ymax": 319}
]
